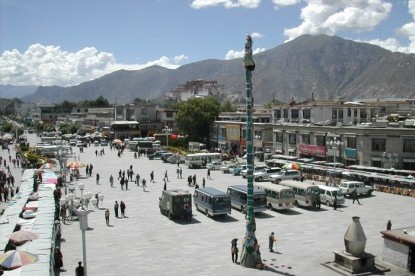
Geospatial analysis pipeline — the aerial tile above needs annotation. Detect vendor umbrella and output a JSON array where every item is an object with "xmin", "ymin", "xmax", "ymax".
[
  {"xmin": 0, "ymin": 250, "xmax": 38, "ymax": 270},
  {"xmin": 9, "ymin": 230, "xmax": 39, "ymax": 245},
  {"xmin": 283, "ymin": 162, "xmax": 301, "ymax": 170}
]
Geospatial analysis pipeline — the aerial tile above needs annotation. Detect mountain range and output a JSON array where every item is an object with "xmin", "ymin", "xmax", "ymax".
[{"xmin": 2, "ymin": 34, "xmax": 415, "ymax": 104}]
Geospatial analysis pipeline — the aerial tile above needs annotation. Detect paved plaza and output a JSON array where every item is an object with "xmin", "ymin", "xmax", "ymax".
[{"xmin": 5, "ymin": 134, "xmax": 415, "ymax": 276}]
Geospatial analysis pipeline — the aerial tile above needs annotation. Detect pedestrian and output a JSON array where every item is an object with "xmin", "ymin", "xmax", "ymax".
[
  {"xmin": 269, "ymin": 232, "xmax": 275, "ymax": 252},
  {"xmin": 387, "ymin": 220, "xmax": 392, "ymax": 230},
  {"xmin": 54, "ymin": 247, "xmax": 64, "ymax": 272},
  {"xmin": 150, "ymin": 171, "xmax": 155, "ymax": 183},
  {"xmin": 114, "ymin": 201, "xmax": 119, "ymax": 218},
  {"xmin": 118, "ymin": 169, "xmax": 122, "ymax": 180},
  {"xmin": 164, "ymin": 170, "xmax": 169, "ymax": 181},
  {"xmin": 120, "ymin": 201, "xmax": 126, "ymax": 218},
  {"xmin": 176, "ymin": 168, "xmax": 180, "ymax": 179},
  {"xmin": 105, "ymin": 209, "xmax": 110, "ymax": 225},
  {"xmin": 207, "ymin": 168, "xmax": 211, "ymax": 179},
  {"xmin": 136, "ymin": 173, "xmax": 140, "ymax": 186},
  {"xmin": 75, "ymin": 261, "xmax": 84, "ymax": 276},
  {"xmin": 96, "ymin": 173, "xmax": 100, "ymax": 185},
  {"xmin": 125, "ymin": 178, "xmax": 129, "ymax": 190},
  {"xmin": 202, "ymin": 177, "xmax": 206, "ymax": 188},
  {"xmin": 231, "ymin": 238, "xmax": 238, "ymax": 263},
  {"xmin": 184, "ymin": 203, "xmax": 192, "ymax": 223},
  {"xmin": 333, "ymin": 194, "xmax": 338, "ymax": 210},
  {"xmin": 60, "ymin": 205, "xmax": 67, "ymax": 225},
  {"xmin": 120, "ymin": 177, "xmax": 124, "ymax": 190},
  {"xmin": 109, "ymin": 175, "xmax": 114, "ymax": 187},
  {"xmin": 193, "ymin": 174, "xmax": 197, "ymax": 185},
  {"xmin": 179, "ymin": 168, "xmax": 182, "ymax": 179},
  {"xmin": 163, "ymin": 179, "xmax": 167, "ymax": 190},
  {"xmin": 351, "ymin": 189, "xmax": 361, "ymax": 204},
  {"xmin": 142, "ymin": 179, "xmax": 146, "ymax": 191}
]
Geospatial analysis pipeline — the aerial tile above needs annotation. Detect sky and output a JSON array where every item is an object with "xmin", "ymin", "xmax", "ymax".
[{"xmin": 1, "ymin": 0, "xmax": 415, "ymax": 87}]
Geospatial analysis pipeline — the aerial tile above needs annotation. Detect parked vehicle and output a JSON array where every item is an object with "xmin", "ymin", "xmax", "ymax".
[
  {"xmin": 193, "ymin": 187, "xmax": 231, "ymax": 217},
  {"xmin": 206, "ymin": 161, "xmax": 223, "ymax": 170},
  {"xmin": 232, "ymin": 164, "xmax": 248, "ymax": 176},
  {"xmin": 227, "ymin": 185, "xmax": 267, "ymax": 213},
  {"xmin": 166, "ymin": 154, "xmax": 186, "ymax": 164},
  {"xmin": 220, "ymin": 164, "xmax": 238, "ymax": 174},
  {"xmin": 280, "ymin": 180, "xmax": 320, "ymax": 208},
  {"xmin": 270, "ymin": 169, "xmax": 301, "ymax": 183},
  {"xmin": 159, "ymin": 189, "xmax": 192, "ymax": 220},
  {"xmin": 318, "ymin": 185, "xmax": 345, "ymax": 206},
  {"xmin": 254, "ymin": 182, "xmax": 295, "ymax": 210},
  {"xmin": 148, "ymin": 151, "xmax": 167, "ymax": 160},
  {"xmin": 253, "ymin": 167, "xmax": 281, "ymax": 182},
  {"xmin": 241, "ymin": 165, "xmax": 268, "ymax": 178},
  {"xmin": 338, "ymin": 181, "xmax": 373, "ymax": 197},
  {"xmin": 161, "ymin": 153, "xmax": 174, "ymax": 163},
  {"xmin": 185, "ymin": 153, "xmax": 222, "ymax": 169}
]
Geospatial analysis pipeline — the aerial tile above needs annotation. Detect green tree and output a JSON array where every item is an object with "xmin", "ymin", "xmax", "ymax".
[
  {"xmin": 175, "ymin": 97, "xmax": 220, "ymax": 144},
  {"xmin": 220, "ymin": 99, "xmax": 237, "ymax": 112}
]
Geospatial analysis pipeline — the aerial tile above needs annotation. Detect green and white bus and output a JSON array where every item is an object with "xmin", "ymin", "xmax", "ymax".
[
  {"xmin": 279, "ymin": 180, "xmax": 320, "ymax": 207},
  {"xmin": 254, "ymin": 182, "xmax": 295, "ymax": 210}
]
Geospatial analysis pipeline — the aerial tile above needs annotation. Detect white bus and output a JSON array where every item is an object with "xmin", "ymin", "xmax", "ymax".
[
  {"xmin": 279, "ymin": 180, "xmax": 320, "ymax": 208},
  {"xmin": 185, "ymin": 153, "xmax": 222, "ymax": 169},
  {"xmin": 254, "ymin": 182, "xmax": 295, "ymax": 210}
]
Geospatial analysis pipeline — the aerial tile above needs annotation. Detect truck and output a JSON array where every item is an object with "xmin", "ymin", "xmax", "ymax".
[{"xmin": 338, "ymin": 181, "xmax": 374, "ymax": 197}]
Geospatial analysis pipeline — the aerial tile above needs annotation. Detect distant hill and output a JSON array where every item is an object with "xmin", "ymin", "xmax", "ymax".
[
  {"xmin": 16, "ymin": 35, "xmax": 415, "ymax": 104},
  {"xmin": 0, "ymin": 85, "xmax": 38, "ymax": 99}
]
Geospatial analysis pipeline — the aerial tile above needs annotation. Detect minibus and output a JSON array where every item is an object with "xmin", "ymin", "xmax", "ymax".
[
  {"xmin": 227, "ymin": 185, "xmax": 267, "ymax": 213},
  {"xmin": 193, "ymin": 187, "xmax": 231, "ymax": 217}
]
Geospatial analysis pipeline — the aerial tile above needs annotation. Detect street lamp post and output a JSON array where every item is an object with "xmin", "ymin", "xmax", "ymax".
[
  {"xmin": 75, "ymin": 182, "xmax": 93, "ymax": 276},
  {"xmin": 326, "ymin": 137, "xmax": 344, "ymax": 186},
  {"xmin": 163, "ymin": 126, "xmax": 172, "ymax": 150}
]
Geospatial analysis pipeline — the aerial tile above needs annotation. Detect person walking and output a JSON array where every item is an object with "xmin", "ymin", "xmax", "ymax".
[
  {"xmin": 109, "ymin": 175, "xmax": 114, "ymax": 187},
  {"xmin": 387, "ymin": 220, "xmax": 392, "ymax": 230},
  {"xmin": 136, "ymin": 173, "xmax": 140, "ymax": 186},
  {"xmin": 207, "ymin": 168, "xmax": 211, "ymax": 179},
  {"xmin": 269, "ymin": 232, "xmax": 276, "ymax": 252},
  {"xmin": 164, "ymin": 170, "xmax": 169, "ymax": 182},
  {"xmin": 105, "ymin": 209, "xmax": 110, "ymax": 225},
  {"xmin": 142, "ymin": 179, "xmax": 146, "ymax": 191},
  {"xmin": 176, "ymin": 168, "xmax": 180, "ymax": 179},
  {"xmin": 114, "ymin": 201, "xmax": 119, "ymax": 218},
  {"xmin": 179, "ymin": 168, "xmax": 182, "ymax": 179},
  {"xmin": 231, "ymin": 238, "xmax": 238, "ymax": 263},
  {"xmin": 96, "ymin": 173, "xmax": 100, "ymax": 185},
  {"xmin": 351, "ymin": 189, "xmax": 361, "ymax": 204},
  {"xmin": 120, "ymin": 201, "xmax": 126, "ymax": 218},
  {"xmin": 125, "ymin": 178, "xmax": 129, "ymax": 190},
  {"xmin": 202, "ymin": 177, "xmax": 206, "ymax": 188},
  {"xmin": 75, "ymin": 261, "xmax": 84, "ymax": 276},
  {"xmin": 333, "ymin": 194, "xmax": 338, "ymax": 210},
  {"xmin": 150, "ymin": 171, "xmax": 155, "ymax": 183},
  {"xmin": 163, "ymin": 179, "xmax": 167, "ymax": 191}
]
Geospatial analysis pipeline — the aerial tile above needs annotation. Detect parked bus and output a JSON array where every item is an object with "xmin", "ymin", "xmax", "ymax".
[
  {"xmin": 254, "ymin": 182, "xmax": 295, "ymax": 210},
  {"xmin": 279, "ymin": 180, "xmax": 320, "ymax": 208},
  {"xmin": 185, "ymin": 153, "xmax": 222, "ymax": 169},
  {"xmin": 227, "ymin": 185, "xmax": 267, "ymax": 213},
  {"xmin": 193, "ymin": 187, "xmax": 231, "ymax": 217},
  {"xmin": 188, "ymin": 141, "xmax": 206, "ymax": 152}
]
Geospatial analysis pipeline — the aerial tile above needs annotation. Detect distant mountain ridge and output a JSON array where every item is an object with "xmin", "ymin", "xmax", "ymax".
[{"xmin": 7, "ymin": 35, "xmax": 415, "ymax": 104}]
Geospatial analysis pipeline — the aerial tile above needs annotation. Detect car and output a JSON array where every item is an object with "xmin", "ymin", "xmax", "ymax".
[
  {"xmin": 100, "ymin": 140, "xmax": 108, "ymax": 146},
  {"xmin": 338, "ymin": 181, "xmax": 373, "ymax": 197},
  {"xmin": 76, "ymin": 140, "xmax": 84, "ymax": 147},
  {"xmin": 166, "ymin": 154, "xmax": 186, "ymax": 164},
  {"xmin": 69, "ymin": 140, "xmax": 77, "ymax": 146},
  {"xmin": 232, "ymin": 164, "xmax": 248, "ymax": 176},
  {"xmin": 161, "ymin": 153, "xmax": 174, "ymax": 162},
  {"xmin": 241, "ymin": 165, "xmax": 268, "ymax": 178},
  {"xmin": 270, "ymin": 170, "xmax": 301, "ymax": 183},
  {"xmin": 206, "ymin": 161, "xmax": 223, "ymax": 170},
  {"xmin": 220, "ymin": 164, "xmax": 238, "ymax": 174},
  {"xmin": 148, "ymin": 151, "xmax": 167, "ymax": 160},
  {"xmin": 253, "ymin": 167, "xmax": 281, "ymax": 182}
]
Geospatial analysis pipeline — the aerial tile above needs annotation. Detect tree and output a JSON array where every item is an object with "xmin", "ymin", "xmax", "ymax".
[
  {"xmin": 220, "ymin": 99, "xmax": 237, "ymax": 112},
  {"xmin": 175, "ymin": 97, "xmax": 220, "ymax": 144}
]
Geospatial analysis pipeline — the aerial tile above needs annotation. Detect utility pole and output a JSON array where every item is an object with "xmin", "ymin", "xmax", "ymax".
[{"xmin": 240, "ymin": 35, "xmax": 262, "ymax": 269}]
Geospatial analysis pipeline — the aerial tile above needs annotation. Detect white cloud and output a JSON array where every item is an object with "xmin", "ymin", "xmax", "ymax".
[
  {"xmin": 225, "ymin": 47, "xmax": 266, "ymax": 59},
  {"xmin": 251, "ymin": 32, "xmax": 264, "ymax": 38},
  {"xmin": 190, "ymin": 0, "xmax": 261, "ymax": 9},
  {"xmin": 0, "ymin": 44, "xmax": 188, "ymax": 86},
  {"xmin": 395, "ymin": 0, "xmax": 415, "ymax": 53},
  {"xmin": 283, "ymin": 0, "xmax": 392, "ymax": 41},
  {"xmin": 272, "ymin": 0, "xmax": 301, "ymax": 8}
]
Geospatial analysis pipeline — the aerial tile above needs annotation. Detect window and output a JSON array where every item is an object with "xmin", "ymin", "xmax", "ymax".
[
  {"xmin": 302, "ymin": 134, "xmax": 310, "ymax": 145},
  {"xmin": 288, "ymin": 133, "xmax": 296, "ymax": 144},
  {"xmin": 283, "ymin": 109, "xmax": 288, "ymax": 119},
  {"xmin": 275, "ymin": 132, "xmax": 283, "ymax": 143},
  {"xmin": 347, "ymin": 137, "xmax": 356, "ymax": 149},
  {"xmin": 338, "ymin": 110, "xmax": 343, "ymax": 119},
  {"xmin": 274, "ymin": 109, "xmax": 281, "ymax": 119},
  {"xmin": 291, "ymin": 109, "xmax": 299, "ymax": 119},
  {"xmin": 354, "ymin": 109, "xmax": 357, "ymax": 117},
  {"xmin": 347, "ymin": 108, "xmax": 351, "ymax": 117},
  {"xmin": 360, "ymin": 109, "xmax": 367, "ymax": 119},
  {"xmin": 372, "ymin": 139, "xmax": 386, "ymax": 151},
  {"xmin": 316, "ymin": 136, "xmax": 326, "ymax": 146},
  {"xmin": 332, "ymin": 110, "xmax": 337, "ymax": 119},
  {"xmin": 303, "ymin": 109, "xmax": 310, "ymax": 119},
  {"xmin": 403, "ymin": 139, "xmax": 415, "ymax": 153},
  {"xmin": 166, "ymin": 111, "xmax": 174, "ymax": 118}
]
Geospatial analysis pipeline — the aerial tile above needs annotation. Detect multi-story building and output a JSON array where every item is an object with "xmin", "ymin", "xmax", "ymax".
[{"xmin": 166, "ymin": 80, "xmax": 224, "ymax": 101}]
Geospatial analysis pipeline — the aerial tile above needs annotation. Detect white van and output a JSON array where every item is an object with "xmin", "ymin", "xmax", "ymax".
[{"xmin": 318, "ymin": 185, "xmax": 345, "ymax": 206}]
